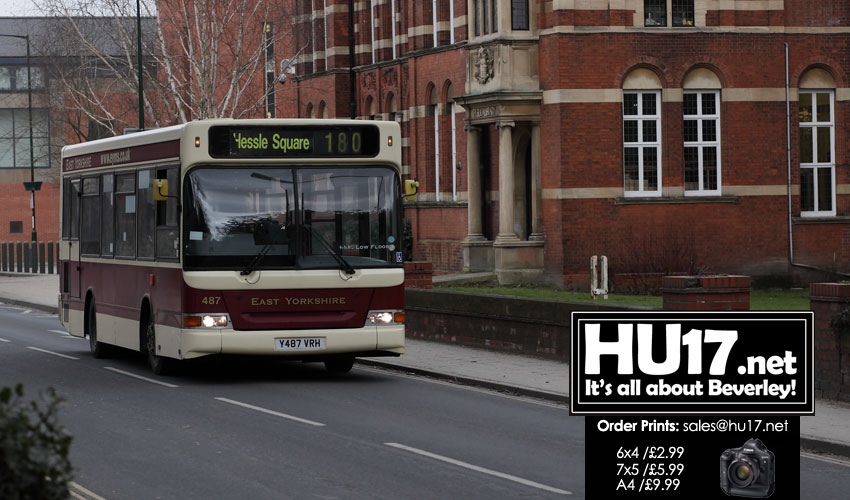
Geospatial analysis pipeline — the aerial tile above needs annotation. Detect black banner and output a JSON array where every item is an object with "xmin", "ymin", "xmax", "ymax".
[
  {"xmin": 577, "ymin": 311, "xmax": 814, "ymax": 499},
  {"xmin": 571, "ymin": 312, "xmax": 813, "ymax": 415},
  {"xmin": 586, "ymin": 415, "xmax": 799, "ymax": 499}
]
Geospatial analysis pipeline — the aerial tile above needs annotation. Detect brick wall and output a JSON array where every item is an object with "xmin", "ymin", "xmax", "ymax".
[
  {"xmin": 543, "ymin": 29, "xmax": 850, "ymax": 284},
  {"xmin": 661, "ymin": 275, "xmax": 752, "ymax": 311},
  {"xmin": 403, "ymin": 261, "xmax": 433, "ymax": 289},
  {"xmin": 0, "ymin": 182, "xmax": 60, "ymax": 243},
  {"xmin": 810, "ymin": 283, "xmax": 850, "ymax": 402}
]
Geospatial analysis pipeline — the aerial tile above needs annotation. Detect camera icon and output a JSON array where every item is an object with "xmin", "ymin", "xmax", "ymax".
[{"xmin": 720, "ymin": 438, "xmax": 775, "ymax": 498}]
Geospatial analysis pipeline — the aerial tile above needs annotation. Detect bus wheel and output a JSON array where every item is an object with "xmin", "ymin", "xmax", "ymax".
[
  {"xmin": 86, "ymin": 300, "xmax": 110, "ymax": 358},
  {"xmin": 143, "ymin": 318, "xmax": 173, "ymax": 375},
  {"xmin": 324, "ymin": 357, "xmax": 354, "ymax": 374}
]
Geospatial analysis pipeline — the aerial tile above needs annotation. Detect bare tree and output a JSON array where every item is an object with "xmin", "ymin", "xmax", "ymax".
[{"xmin": 32, "ymin": 0, "xmax": 304, "ymax": 139}]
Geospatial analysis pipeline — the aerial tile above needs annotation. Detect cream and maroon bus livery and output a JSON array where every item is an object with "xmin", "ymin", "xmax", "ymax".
[{"xmin": 59, "ymin": 119, "xmax": 405, "ymax": 374}]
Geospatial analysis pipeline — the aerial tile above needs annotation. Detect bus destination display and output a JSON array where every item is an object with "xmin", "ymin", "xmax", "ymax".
[{"xmin": 209, "ymin": 125, "xmax": 380, "ymax": 158}]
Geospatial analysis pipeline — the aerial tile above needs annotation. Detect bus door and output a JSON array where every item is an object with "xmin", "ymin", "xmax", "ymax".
[{"xmin": 62, "ymin": 178, "xmax": 82, "ymax": 302}]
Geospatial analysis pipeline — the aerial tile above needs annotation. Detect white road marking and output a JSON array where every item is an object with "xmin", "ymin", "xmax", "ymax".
[
  {"xmin": 215, "ymin": 397, "xmax": 326, "ymax": 427},
  {"xmin": 0, "ymin": 338, "xmax": 9, "ymax": 342},
  {"xmin": 69, "ymin": 481, "xmax": 108, "ymax": 500},
  {"xmin": 26, "ymin": 346, "xmax": 79, "ymax": 360},
  {"xmin": 103, "ymin": 367, "xmax": 179, "ymax": 388},
  {"xmin": 48, "ymin": 329, "xmax": 84, "ymax": 340},
  {"xmin": 385, "ymin": 442, "xmax": 572, "ymax": 495},
  {"xmin": 357, "ymin": 365, "xmax": 567, "ymax": 410},
  {"xmin": 801, "ymin": 451, "xmax": 850, "ymax": 468}
]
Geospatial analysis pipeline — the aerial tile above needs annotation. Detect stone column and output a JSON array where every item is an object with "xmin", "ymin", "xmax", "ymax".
[
  {"xmin": 529, "ymin": 122, "xmax": 544, "ymax": 241},
  {"xmin": 464, "ymin": 125, "xmax": 484, "ymax": 241},
  {"xmin": 496, "ymin": 120, "xmax": 518, "ymax": 243}
]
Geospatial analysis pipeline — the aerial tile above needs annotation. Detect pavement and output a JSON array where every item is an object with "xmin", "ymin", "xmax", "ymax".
[{"xmin": 1, "ymin": 272, "xmax": 848, "ymax": 459}]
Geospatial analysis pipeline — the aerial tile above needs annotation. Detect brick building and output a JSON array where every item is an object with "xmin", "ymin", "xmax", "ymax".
[
  {"xmin": 272, "ymin": 2, "xmax": 848, "ymax": 287},
  {"xmin": 0, "ymin": 19, "xmax": 59, "ymax": 245},
  {"xmin": 0, "ymin": 17, "xmax": 157, "ymax": 247}
]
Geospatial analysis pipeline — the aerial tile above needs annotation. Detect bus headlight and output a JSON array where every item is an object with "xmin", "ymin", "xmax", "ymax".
[
  {"xmin": 366, "ymin": 310, "xmax": 404, "ymax": 326},
  {"xmin": 184, "ymin": 314, "xmax": 229, "ymax": 328}
]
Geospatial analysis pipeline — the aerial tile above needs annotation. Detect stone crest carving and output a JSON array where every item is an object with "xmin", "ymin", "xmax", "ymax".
[
  {"xmin": 382, "ymin": 67, "xmax": 398, "ymax": 88},
  {"xmin": 361, "ymin": 72, "xmax": 376, "ymax": 90},
  {"xmin": 473, "ymin": 46, "xmax": 494, "ymax": 84}
]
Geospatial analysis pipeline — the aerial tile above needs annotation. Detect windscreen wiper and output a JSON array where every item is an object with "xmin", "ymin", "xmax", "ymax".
[
  {"xmin": 302, "ymin": 224, "xmax": 356, "ymax": 275},
  {"xmin": 240, "ymin": 239, "xmax": 274, "ymax": 276},
  {"xmin": 241, "ymin": 219, "xmax": 285, "ymax": 276}
]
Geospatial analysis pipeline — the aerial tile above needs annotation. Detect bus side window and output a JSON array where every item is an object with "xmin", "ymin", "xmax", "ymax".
[
  {"xmin": 80, "ymin": 177, "xmax": 100, "ymax": 255},
  {"xmin": 61, "ymin": 178, "xmax": 71, "ymax": 239},
  {"xmin": 115, "ymin": 173, "xmax": 136, "ymax": 258},
  {"xmin": 137, "ymin": 169, "xmax": 155, "ymax": 259},
  {"xmin": 101, "ymin": 174, "xmax": 114, "ymax": 257},
  {"xmin": 155, "ymin": 167, "xmax": 179, "ymax": 260},
  {"xmin": 68, "ymin": 179, "xmax": 81, "ymax": 240}
]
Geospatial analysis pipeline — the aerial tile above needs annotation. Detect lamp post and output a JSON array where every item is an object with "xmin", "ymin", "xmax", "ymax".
[
  {"xmin": 0, "ymin": 33, "xmax": 39, "ymax": 270},
  {"xmin": 136, "ymin": 0, "xmax": 144, "ymax": 130}
]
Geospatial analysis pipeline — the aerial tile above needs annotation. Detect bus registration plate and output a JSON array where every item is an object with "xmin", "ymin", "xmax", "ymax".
[{"xmin": 275, "ymin": 337, "xmax": 326, "ymax": 351}]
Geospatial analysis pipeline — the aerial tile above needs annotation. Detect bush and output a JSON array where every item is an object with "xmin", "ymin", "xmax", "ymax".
[{"xmin": 0, "ymin": 384, "xmax": 74, "ymax": 500}]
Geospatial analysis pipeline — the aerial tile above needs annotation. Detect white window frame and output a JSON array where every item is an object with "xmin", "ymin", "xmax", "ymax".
[
  {"xmin": 434, "ymin": 106, "xmax": 441, "ymax": 201},
  {"xmin": 643, "ymin": 0, "xmax": 695, "ymax": 27},
  {"xmin": 390, "ymin": 0, "xmax": 397, "ymax": 59},
  {"xmin": 623, "ymin": 90, "xmax": 662, "ymax": 197},
  {"xmin": 370, "ymin": 0, "xmax": 376, "ymax": 63},
  {"xmin": 323, "ymin": 0, "xmax": 328, "ymax": 59},
  {"xmin": 683, "ymin": 90, "xmax": 721, "ymax": 196},
  {"xmin": 800, "ymin": 89, "xmax": 836, "ymax": 217},
  {"xmin": 449, "ymin": 0, "xmax": 455, "ymax": 44},
  {"xmin": 450, "ymin": 100, "xmax": 457, "ymax": 201},
  {"xmin": 433, "ymin": 0, "xmax": 438, "ymax": 48}
]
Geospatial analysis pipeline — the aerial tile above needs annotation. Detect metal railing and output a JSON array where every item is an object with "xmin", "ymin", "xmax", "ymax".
[{"xmin": 0, "ymin": 241, "xmax": 59, "ymax": 274}]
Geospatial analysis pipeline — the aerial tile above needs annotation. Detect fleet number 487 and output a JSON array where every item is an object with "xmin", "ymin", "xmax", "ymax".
[{"xmin": 583, "ymin": 324, "xmax": 797, "ymax": 376}]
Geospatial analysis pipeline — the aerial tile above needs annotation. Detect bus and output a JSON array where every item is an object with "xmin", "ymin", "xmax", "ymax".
[{"xmin": 59, "ymin": 119, "xmax": 407, "ymax": 375}]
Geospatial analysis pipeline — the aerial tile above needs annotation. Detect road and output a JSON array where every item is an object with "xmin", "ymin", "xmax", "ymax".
[
  {"xmin": 0, "ymin": 304, "xmax": 581, "ymax": 499},
  {"xmin": 2, "ymin": 304, "xmax": 850, "ymax": 499}
]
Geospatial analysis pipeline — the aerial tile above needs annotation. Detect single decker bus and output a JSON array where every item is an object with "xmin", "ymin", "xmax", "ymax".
[{"xmin": 59, "ymin": 119, "xmax": 406, "ymax": 374}]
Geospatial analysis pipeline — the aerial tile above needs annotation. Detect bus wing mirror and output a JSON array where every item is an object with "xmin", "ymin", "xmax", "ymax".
[
  {"xmin": 404, "ymin": 179, "xmax": 419, "ymax": 201},
  {"xmin": 153, "ymin": 179, "xmax": 169, "ymax": 201}
]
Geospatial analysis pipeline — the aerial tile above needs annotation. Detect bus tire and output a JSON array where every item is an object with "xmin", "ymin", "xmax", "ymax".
[
  {"xmin": 324, "ymin": 357, "xmax": 354, "ymax": 374},
  {"xmin": 143, "ymin": 317, "xmax": 174, "ymax": 375},
  {"xmin": 86, "ymin": 299, "xmax": 110, "ymax": 358}
]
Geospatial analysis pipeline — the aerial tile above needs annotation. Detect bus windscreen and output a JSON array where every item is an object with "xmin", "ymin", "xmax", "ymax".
[{"xmin": 183, "ymin": 166, "xmax": 402, "ymax": 271}]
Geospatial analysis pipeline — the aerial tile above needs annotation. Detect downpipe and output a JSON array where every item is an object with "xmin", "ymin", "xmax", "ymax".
[{"xmin": 785, "ymin": 42, "xmax": 850, "ymax": 279}]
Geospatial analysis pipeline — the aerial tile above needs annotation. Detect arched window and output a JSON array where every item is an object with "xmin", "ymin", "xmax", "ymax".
[
  {"xmin": 429, "ymin": 84, "xmax": 440, "ymax": 201},
  {"xmin": 446, "ymin": 82, "xmax": 458, "ymax": 201},
  {"xmin": 318, "ymin": 100, "xmax": 328, "ymax": 119},
  {"xmin": 306, "ymin": 102, "xmax": 314, "ymax": 119},
  {"xmin": 683, "ymin": 68, "xmax": 722, "ymax": 196},
  {"xmin": 622, "ymin": 68, "xmax": 663, "ymax": 197},
  {"xmin": 386, "ymin": 93, "xmax": 398, "ymax": 122},
  {"xmin": 799, "ymin": 68, "xmax": 836, "ymax": 216},
  {"xmin": 365, "ymin": 95, "xmax": 376, "ymax": 120}
]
